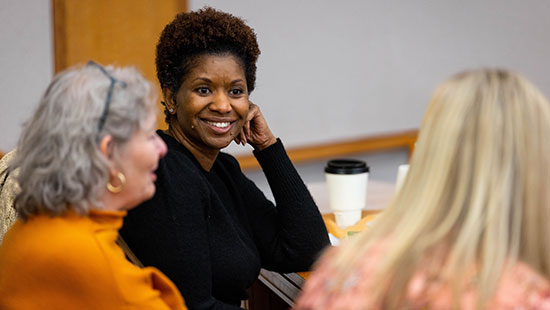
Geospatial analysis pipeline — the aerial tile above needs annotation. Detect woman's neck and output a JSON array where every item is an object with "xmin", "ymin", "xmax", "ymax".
[
  {"xmin": 100, "ymin": 195, "xmax": 126, "ymax": 212},
  {"xmin": 165, "ymin": 126, "xmax": 218, "ymax": 171}
]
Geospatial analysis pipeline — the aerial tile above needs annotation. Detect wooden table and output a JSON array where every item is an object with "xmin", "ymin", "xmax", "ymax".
[{"xmin": 248, "ymin": 180, "xmax": 396, "ymax": 309}]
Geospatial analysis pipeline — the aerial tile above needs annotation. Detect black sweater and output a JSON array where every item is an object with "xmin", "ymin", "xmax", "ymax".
[{"xmin": 120, "ymin": 131, "xmax": 330, "ymax": 310}]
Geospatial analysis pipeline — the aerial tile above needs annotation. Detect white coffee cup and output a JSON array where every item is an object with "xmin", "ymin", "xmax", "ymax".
[{"xmin": 325, "ymin": 159, "xmax": 369, "ymax": 228}]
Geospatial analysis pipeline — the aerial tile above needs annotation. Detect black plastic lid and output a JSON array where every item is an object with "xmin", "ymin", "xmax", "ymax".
[{"xmin": 325, "ymin": 159, "xmax": 369, "ymax": 174}]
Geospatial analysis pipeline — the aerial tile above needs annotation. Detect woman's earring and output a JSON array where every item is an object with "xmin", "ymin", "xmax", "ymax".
[
  {"xmin": 161, "ymin": 101, "xmax": 175, "ymax": 113},
  {"xmin": 107, "ymin": 172, "xmax": 126, "ymax": 193}
]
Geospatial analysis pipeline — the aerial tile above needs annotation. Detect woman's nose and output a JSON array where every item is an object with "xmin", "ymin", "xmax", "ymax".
[
  {"xmin": 209, "ymin": 92, "xmax": 232, "ymax": 113},
  {"xmin": 157, "ymin": 136, "xmax": 168, "ymax": 158}
]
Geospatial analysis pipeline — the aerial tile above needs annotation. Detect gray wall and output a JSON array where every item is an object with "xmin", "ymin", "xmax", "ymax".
[
  {"xmin": 188, "ymin": 0, "xmax": 550, "ymax": 196},
  {"xmin": 191, "ymin": 0, "xmax": 550, "ymax": 157},
  {"xmin": 0, "ymin": 0, "xmax": 53, "ymax": 152}
]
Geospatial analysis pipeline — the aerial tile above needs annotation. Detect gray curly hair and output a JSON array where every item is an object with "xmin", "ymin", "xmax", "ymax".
[{"xmin": 9, "ymin": 62, "xmax": 156, "ymax": 220}]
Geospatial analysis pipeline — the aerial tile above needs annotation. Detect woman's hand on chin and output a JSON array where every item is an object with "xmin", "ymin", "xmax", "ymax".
[{"xmin": 234, "ymin": 102, "xmax": 277, "ymax": 151}]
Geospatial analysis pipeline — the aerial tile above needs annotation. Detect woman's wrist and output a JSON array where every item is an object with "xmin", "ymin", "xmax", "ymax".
[{"xmin": 253, "ymin": 135, "xmax": 278, "ymax": 151}]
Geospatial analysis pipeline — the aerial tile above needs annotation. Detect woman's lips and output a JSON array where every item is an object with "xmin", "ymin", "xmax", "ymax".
[{"xmin": 201, "ymin": 119, "xmax": 234, "ymax": 134}]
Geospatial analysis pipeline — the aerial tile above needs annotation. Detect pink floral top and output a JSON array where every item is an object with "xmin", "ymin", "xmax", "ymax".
[{"xmin": 295, "ymin": 243, "xmax": 550, "ymax": 310}]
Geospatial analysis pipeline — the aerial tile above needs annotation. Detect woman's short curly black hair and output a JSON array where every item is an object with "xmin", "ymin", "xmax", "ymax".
[{"xmin": 156, "ymin": 7, "xmax": 260, "ymax": 107}]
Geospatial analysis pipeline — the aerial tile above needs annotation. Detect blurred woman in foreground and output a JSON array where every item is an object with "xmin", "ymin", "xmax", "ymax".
[
  {"xmin": 296, "ymin": 69, "xmax": 550, "ymax": 309},
  {"xmin": 0, "ymin": 62, "xmax": 186, "ymax": 309}
]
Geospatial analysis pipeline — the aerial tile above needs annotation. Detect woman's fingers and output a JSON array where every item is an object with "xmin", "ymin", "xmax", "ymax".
[
  {"xmin": 243, "ymin": 101, "xmax": 275, "ymax": 150},
  {"xmin": 235, "ymin": 129, "xmax": 246, "ymax": 146},
  {"xmin": 241, "ymin": 129, "xmax": 247, "ymax": 145},
  {"xmin": 244, "ymin": 120, "xmax": 251, "ymax": 139},
  {"xmin": 245, "ymin": 102, "xmax": 257, "ymax": 138}
]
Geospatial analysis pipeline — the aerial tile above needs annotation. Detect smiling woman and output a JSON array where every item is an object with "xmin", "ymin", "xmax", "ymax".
[
  {"xmin": 120, "ymin": 7, "xmax": 330, "ymax": 310},
  {"xmin": 166, "ymin": 54, "xmax": 253, "ymax": 163}
]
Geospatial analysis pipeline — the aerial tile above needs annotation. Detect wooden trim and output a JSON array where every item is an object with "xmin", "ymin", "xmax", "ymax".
[
  {"xmin": 52, "ymin": 0, "xmax": 67, "ymax": 73},
  {"xmin": 236, "ymin": 129, "xmax": 418, "ymax": 171},
  {"xmin": 176, "ymin": 0, "xmax": 187, "ymax": 13}
]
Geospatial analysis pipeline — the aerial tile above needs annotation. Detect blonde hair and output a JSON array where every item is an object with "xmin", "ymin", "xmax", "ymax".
[{"xmin": 330, "ymin": 69, "xmax": 550, "ymax": 309}]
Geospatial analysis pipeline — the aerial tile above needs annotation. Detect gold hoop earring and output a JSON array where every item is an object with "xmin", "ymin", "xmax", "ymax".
[{"xmin": 107, "ymin": 172, "xmax": 126, "ymax": 193}]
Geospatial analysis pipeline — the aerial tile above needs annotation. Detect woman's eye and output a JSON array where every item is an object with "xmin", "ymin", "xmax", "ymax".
[
  {"xmin": 230, "ymin": 88, "xmax": 244, "ymax": 96},
  {"xmin": 196, "ymin": 87, "xmax": 210, "ymax": 95}
]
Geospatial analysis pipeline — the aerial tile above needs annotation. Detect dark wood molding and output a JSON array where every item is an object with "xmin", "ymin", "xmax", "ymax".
[
  {"xmin": 52, "ymin": 0, "xmax": 67, "ymax": 73},
  {"xmin": 176, "ymin": 0, "xmax": 187, "ymax": 13}
]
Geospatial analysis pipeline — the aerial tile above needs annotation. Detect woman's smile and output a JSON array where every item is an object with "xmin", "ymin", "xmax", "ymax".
[{"xmin": 201, "ymin": 118, "xmax": 236, "ymax": 134}]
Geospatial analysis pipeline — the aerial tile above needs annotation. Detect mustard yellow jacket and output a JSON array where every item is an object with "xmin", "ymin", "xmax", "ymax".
[{"xmin": 0, "ymin": 209, "xmax": 186, "ymax": 310}]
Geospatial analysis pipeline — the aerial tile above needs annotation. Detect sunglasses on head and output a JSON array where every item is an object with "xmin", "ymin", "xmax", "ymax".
[{"xmin": 86, "ymin": 61, "xmax": 128, "ymax": 137}]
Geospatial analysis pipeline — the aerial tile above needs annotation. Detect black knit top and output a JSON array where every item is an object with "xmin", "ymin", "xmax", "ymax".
[{"xmin": 120, "ymin": 131, "xmax": 330, "ymax": 310}]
